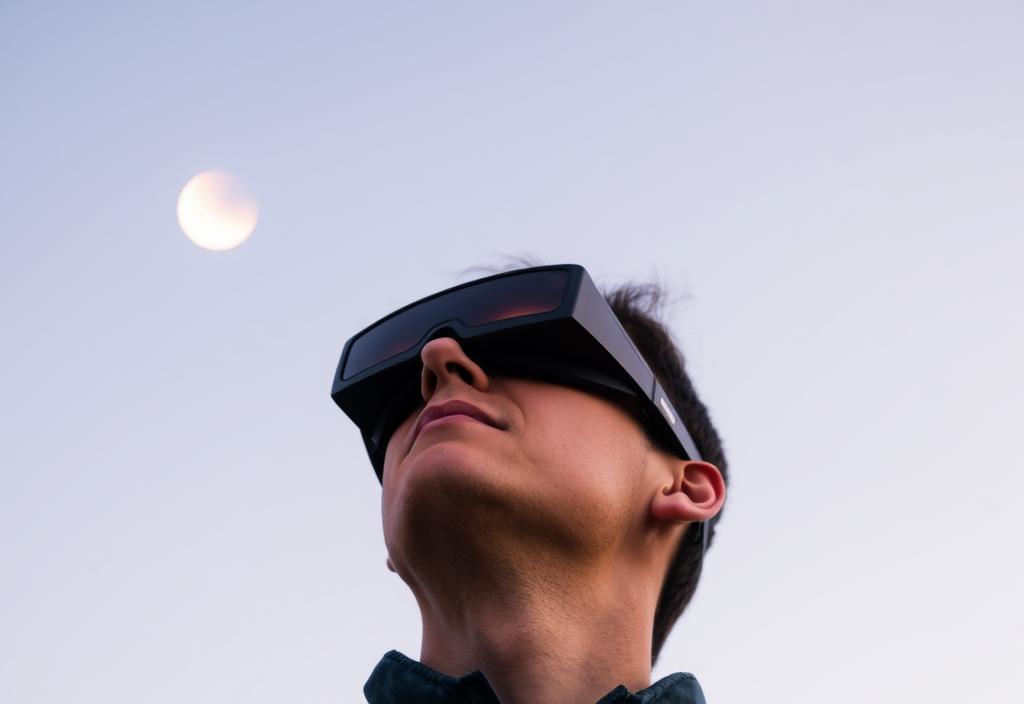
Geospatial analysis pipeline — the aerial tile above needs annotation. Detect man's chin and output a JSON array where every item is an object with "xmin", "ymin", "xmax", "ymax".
[
  {"xmin": 399, "ymin": 440, "xmax": 513, "ymax": 500},
  {"xmin": 387, "ymin": 442, "xmax": 525, "ymax": 542}
]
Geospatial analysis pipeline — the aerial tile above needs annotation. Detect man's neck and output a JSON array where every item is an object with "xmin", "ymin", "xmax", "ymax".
[{"xmin": 414, "ymin": 556, "xmax": 658, "ymax": 704}]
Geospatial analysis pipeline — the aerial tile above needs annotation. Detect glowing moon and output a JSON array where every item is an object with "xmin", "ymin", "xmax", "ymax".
[{"xmin": 177, "ymin": 170, "xmax": 258, "ymax": 251}]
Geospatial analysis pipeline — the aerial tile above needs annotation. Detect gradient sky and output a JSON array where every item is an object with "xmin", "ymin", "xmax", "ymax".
[{"xmin": 2, "ymin": 2, "xmax": 1022, "ymax": 702}]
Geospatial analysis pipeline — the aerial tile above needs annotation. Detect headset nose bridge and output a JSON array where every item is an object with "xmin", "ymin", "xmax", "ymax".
[{"xmin": 423, "ymin": 323, "xmax": 461, "ymax": 346}]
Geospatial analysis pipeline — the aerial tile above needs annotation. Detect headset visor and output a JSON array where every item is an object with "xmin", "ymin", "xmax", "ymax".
[{"xmin": 342, "ymin": 269, "xmax": 569, "ymax": 381}]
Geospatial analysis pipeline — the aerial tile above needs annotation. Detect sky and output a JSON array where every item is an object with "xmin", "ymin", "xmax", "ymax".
[{"xmin": 2, "ymin": 2, "xmax": 1022, "ymax": 702}]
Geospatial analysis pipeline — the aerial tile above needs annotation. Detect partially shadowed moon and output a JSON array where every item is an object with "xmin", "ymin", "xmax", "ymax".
[{"xmin": 177, "ymin": 170, "xmax": 258, "ymax": 251}]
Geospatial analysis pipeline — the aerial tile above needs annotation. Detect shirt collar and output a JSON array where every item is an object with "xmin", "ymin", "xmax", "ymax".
[{"xmin": 364, "ymin": 650, "xmax": 707, "ymax": 704}]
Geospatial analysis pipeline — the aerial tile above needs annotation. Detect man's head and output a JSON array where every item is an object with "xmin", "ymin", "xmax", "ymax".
[{"xmin": 373, "ymin": 266, "xmax": 728, "ymax": 667}]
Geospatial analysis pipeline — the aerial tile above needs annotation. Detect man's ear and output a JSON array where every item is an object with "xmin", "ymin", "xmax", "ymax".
[{"xmin": 649, "ymin": 460, "xmax": 726, "ymax": 523}]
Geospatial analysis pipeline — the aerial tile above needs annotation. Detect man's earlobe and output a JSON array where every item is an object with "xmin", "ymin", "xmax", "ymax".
[{"xmin": 649, "ymin": 460, "xmax": 726, "ymax": 523}]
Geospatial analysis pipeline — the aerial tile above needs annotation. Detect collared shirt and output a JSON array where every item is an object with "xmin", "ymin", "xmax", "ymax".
[{"xmin": 364, "ymin": 650, "xmax": 707, "ymax": 704}]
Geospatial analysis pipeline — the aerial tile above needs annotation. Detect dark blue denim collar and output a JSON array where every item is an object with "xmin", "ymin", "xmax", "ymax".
[{"xmin": 364, "ymin": 650, "xmax": 706, "ymax": 704}]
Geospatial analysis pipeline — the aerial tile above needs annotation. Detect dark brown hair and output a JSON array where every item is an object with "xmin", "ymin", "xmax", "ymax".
[
  {"xmin": 601, "ymin": 280, "xmax": 728, "ymax": 666},
  {"xmin": 457, "ymin": 254, "xmax": 729, "ymax": 667}
]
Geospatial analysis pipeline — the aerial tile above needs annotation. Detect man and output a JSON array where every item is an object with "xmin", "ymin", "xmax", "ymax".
[{"xmin": 332, "ymin": 262, "xmax": 728, "ymax": 704}]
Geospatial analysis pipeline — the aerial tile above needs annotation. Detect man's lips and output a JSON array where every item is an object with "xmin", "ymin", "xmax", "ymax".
[
  {"xmin": 419, "ymin": 414, "xmax": 486, "ymax": 432},
  {"xmin": 412, "ymin": 398, "xmax": 502, "ymax": 446}
]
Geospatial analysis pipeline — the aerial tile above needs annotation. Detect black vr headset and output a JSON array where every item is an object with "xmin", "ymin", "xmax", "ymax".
[{"xmin": 330, "ymin": 263, "xmax": 707, "ymax": 552}]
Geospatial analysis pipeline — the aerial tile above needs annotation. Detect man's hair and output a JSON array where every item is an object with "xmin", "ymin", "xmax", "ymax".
[
  {"xmin": 457, "ymin": 255, "xmax": 729, "ymax": 667},
  {"xmin": 602, "ymin": 281, "xmax": 729, "ymax": 666}
]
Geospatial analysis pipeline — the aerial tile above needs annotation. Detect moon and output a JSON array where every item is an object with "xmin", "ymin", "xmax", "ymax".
[{"xmin": 177, "ymin": 170, "xmax": 258, "ymax": 251}]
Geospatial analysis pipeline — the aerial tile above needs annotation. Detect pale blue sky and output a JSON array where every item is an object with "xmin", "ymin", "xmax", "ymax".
[{"xmin": 2, "ymin": 2, "xmax": 1022, "ymax": 702}]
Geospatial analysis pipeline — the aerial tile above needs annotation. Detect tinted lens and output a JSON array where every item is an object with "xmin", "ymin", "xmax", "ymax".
[{"xmin": 342, "ymin": 269, "xmax": 569, "ymax": 380}]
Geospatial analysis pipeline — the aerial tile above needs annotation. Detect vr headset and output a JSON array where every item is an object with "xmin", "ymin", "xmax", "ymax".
[{"xmin": 330, "ymin": 263, "xmax": 707, "ymax": 552}]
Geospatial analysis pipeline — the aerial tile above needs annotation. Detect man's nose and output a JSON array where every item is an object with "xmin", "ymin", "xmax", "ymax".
[{"xmin": 419, "ymin": 336, "xmax": 491, "ymax": 401}]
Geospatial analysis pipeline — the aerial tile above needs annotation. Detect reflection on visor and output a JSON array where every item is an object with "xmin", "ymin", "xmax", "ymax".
[{"xmin": 342, "ymin": 269, "xmax": 568, "ymax": 380}]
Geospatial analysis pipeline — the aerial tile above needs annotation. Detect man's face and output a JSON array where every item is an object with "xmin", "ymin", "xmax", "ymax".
[{"xmin": 380, "ymin": 336, "xmax": 661, "ymax": 581}]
